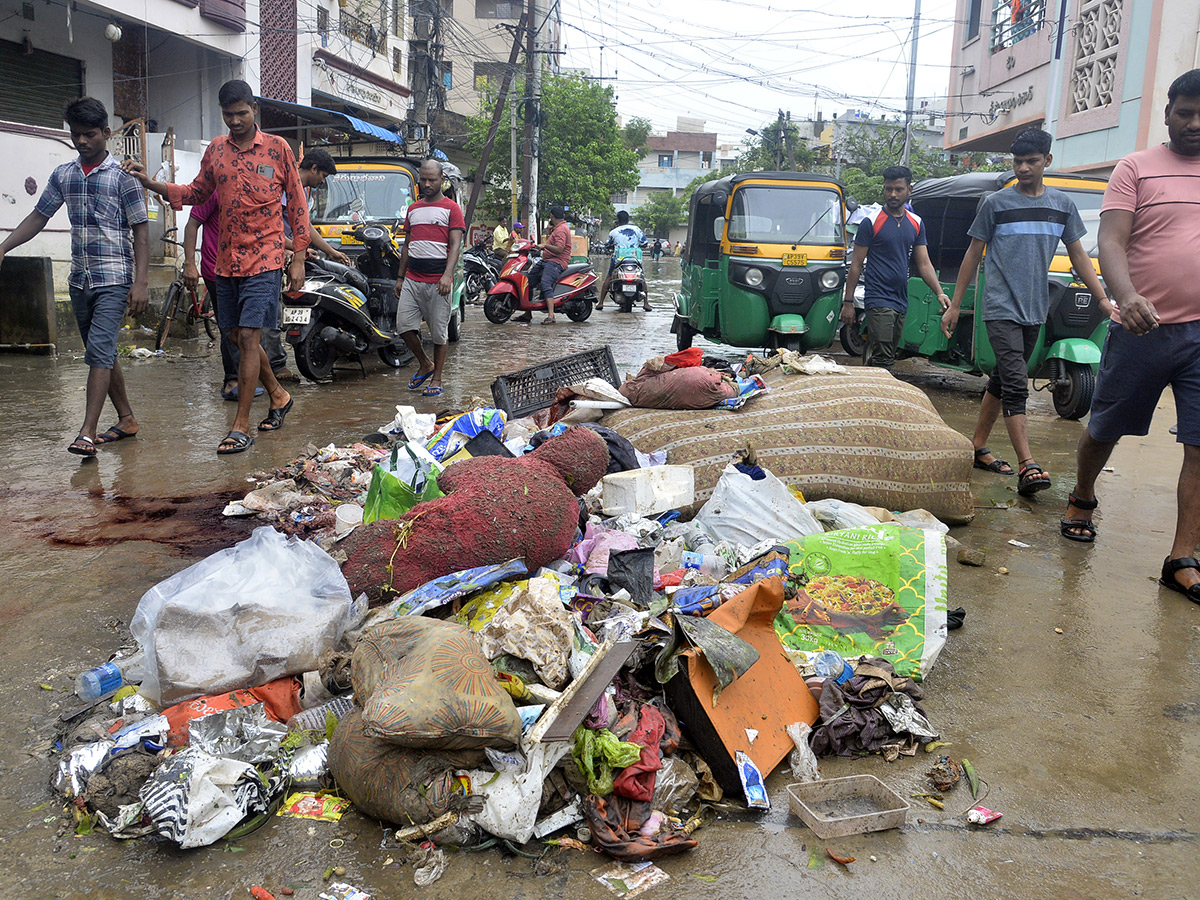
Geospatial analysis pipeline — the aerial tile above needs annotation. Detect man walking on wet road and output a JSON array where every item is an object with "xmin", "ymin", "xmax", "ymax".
[
  {"xmin": 942, "ymin": 128, "xmax": 1108, "ymax": 497},
  {"xmin": 0, "ymin": 98, "xmax": 148, "ymax": 458},
  {"xmin": 125, "ymin": 79, "xmax": 309, "ymax": 455},
  {"xmin": 394, "ymin": 159, "xmax": 464, "ymax": 396},
  {"xmin": 1061, "ymin": 69, "xmax": 1200, "ymax": 604},
  {"xmin": 841, "ymin": 165, "xmax": 948, "ymax": 369}
]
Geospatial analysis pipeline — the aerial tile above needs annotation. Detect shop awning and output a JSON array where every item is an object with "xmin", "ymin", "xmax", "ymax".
[{"xmin": 255, "ymin": 96, "xmax": 404, "ymax": 146}]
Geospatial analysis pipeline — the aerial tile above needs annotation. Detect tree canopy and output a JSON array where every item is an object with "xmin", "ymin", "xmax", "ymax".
[
  {"xmin": 634, "ymin": 190, "xmax": 688, "ymax": 237},
  {"xmin": 465, "ymin": 74, "xmax": 640, "ymax": 224}
]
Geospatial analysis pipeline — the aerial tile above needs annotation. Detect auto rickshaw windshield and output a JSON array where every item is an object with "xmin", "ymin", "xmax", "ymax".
[
  {"xmin": 311, "ymin": 169, "xmax": 415, "ymax": 224},
  {"xmin": 727, "ymin": 186, "xmax": 844, "ymax": 245}
]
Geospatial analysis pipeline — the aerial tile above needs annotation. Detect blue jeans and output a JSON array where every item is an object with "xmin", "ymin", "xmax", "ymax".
[
  {"xmin": 69, "ymin": 282, "xmax": 129, "ymax": 369},
  {"xmin": 540, "ymin": 260, "xmax": 564, "ymax": 299}
]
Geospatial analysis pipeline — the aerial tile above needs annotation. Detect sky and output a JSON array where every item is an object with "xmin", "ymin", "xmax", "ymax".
[{"xmin": 556, "ymin": 0, "xmax": 962, "ymax": 143}]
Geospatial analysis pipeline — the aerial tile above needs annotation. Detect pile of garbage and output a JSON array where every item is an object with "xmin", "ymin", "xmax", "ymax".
[{"xmin": 52, "ymin": 351, "xmax": 972, "ymax": 887}]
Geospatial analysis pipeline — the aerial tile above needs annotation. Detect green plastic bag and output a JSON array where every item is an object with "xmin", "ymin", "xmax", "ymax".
[
  {"xmin": 362, "ymin": 442, "xmax": 445, "ymax": 524},
  {"xmin": 572, "ymin": 725, "xmax": 643, "ymax": 796}
]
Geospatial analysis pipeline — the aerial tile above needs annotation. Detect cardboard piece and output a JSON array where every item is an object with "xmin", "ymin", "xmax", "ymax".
[{"xmin": 666, "ymin": 577, "xmax": 818, "ymax": 794}]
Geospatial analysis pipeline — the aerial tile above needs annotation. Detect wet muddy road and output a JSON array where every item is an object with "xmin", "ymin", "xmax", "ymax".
[{"xmin": 0, "ymin": 257, "xmax": 1196, "ymax": 899}]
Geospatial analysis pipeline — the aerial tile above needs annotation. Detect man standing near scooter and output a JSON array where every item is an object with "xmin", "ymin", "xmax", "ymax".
[
  {"xmin": 394, "ymin": 159, "xmax": 464, "ymax": 396},
  {"xmin": 841, "ymin": 165, "xmax": 947, "ymax": 369},
  {"xmin": 941, "ymin": 129, "xmax": 1108, "ymax": 496}
]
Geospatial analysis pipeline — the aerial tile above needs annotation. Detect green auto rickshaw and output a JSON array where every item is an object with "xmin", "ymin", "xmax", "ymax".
[
  {"xmin": 879, "ymin": 170, "xmax": 1109, "ymax": 419},
  {"xmin": 673, "ymin": 172, "xmax": 848, "ymax": 353}
]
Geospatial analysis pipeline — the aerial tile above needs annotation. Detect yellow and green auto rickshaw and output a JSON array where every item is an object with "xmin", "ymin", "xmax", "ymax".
[{"xmin": 672, "ymin": 172, "xmax": 848, "ymax": 353}]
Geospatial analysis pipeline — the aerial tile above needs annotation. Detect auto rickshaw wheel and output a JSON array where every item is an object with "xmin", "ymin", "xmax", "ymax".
[
  {"xmin": 769, "ymin": 333, "xmax": 804, "ymax": 354},
  {"xmin": 448, "ymin": 303, "xmax": 463, "ymax": 342},
  {"xmin": 484, "ymin": 294, "xmax": 514, "ymax": 324},
  {"xmin": 675, "ymin": 319, "xmax": 694, "ymax": 351},
  {"xmin": 839, "ymin": 316, "xmax": 865, "ymax": 358},
  {"xmin": 1053, "ymin": 362, "xmax": 1095, "ymax": 420}
]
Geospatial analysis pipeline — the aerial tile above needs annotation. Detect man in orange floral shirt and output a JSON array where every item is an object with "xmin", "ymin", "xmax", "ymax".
[{"xmin": 125, "ymin": 80, "xmax": 309, "ymax": 455}]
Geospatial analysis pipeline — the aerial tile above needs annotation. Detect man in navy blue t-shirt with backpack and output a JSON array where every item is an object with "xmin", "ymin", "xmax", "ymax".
[{"xmin": 842, "ymin": 165, "xmax": 948, "ymax": 369}]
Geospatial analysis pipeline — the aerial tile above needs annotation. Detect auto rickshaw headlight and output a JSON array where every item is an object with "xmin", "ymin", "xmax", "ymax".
[
  {"xmin": 744, "ymin": 268, "xmax": 764, "ymax": 287},
  {"xmin": 819, "ymin": 269, "xmax": 842, "ymax": 291}
]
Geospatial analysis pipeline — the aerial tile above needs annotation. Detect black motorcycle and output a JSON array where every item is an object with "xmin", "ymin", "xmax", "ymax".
[
  {"xmin": 607, "ymin": 256, "xmax": 648, "ymax": 313},
  {"xmin": 282, "ymin": 224, "xmax": 463, "ymax": 381},
  {"xmin": 462, "ymin": 238, "xmax": 501, "ymax": 303}
]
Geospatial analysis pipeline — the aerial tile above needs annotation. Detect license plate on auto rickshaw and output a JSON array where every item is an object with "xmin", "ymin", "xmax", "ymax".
[
  {"xmin": 782, "ymin": 251, "xmax": 807, "ymax": 267},
  {"xmin": 282, "ymin": 307, "xmax": 311, "ymax": 325}
]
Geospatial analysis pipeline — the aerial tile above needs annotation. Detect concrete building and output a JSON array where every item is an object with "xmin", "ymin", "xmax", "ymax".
[
  {"xmin": 945, "ymin": 0, "xmax": 1200, "ymax": 173},
  {"xmin": 616, "ymin": 118, "xmax": 716, "ymax": 210},
  {"xmin": 818, "ymin": 107, "xmax": 948, "ymax": 169}
]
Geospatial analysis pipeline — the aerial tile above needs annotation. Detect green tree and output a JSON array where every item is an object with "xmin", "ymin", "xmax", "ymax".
[
  {"xmin": 622, "ymin": 117, "xmax": 653, "ymax": 157},
  {"xmin": 634, "ymin": 191, "xmax": 688, "ymax": 237},
  {"xmin": 466, "ymin": 74, "xmax": 641, "ymax": 224},
  {"xmin": 736, "ymin": 116, "xmax": 813, "ymax": 172}
]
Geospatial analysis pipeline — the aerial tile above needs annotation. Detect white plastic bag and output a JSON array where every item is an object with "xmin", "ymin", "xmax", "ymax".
[
  {"xmin": 463, "ymin": 741, "xmax": 571, "ymax": 843},
  {"xmin": 695, "ymin": 463, "xmax": 822, "ymax": 547},
  {"xmin": 804, "ymin": 497, "xmax": 882, "ymax": 531},
  {"xmin": 786, "ymin": 722, "xmax": 820, "ymax": 783},
  {"xmin": 131, "ymin": 526, "xmax": 354, "ymax": 704}
]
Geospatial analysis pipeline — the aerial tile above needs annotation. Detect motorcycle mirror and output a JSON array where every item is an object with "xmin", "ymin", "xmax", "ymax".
[{"xmin": 349, "ymin": 196, "xmax": 365, "ymax": 212}]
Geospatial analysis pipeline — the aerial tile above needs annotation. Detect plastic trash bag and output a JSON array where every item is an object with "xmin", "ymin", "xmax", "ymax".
[
  {"xmin": 362, "ymin": 442, "xmax": 445, "ymax": 524},
  {"xmin": 131, "ymin": 527, "xmax": 355, "ymax": 704},
  {"xmin": 786, "ymin": 722, "xmax": 820, "ymax": 782},
  {"xmin": 695, "ymin": 463, "xmax": 822, "ymax": 547},
  {"xmin": 804, "ymin": 497, "xmax": 881, "ymax": 531},
  {"xmin": 463, "ymin": 741, "xmax": 570, "ymax": 843},
  {"xmin": 573, "ymin": 725, "xmax": 644, "ymax": 796},
  {"xmin": 426, "ymin": 408, "xmax": 508, "ymax": 461}
]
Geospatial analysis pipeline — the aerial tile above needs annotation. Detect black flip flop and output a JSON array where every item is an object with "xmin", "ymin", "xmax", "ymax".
[
  {"xmin": 95, "ymin": 424, "xmax": 137, "ymax": 445},
  {"xmin": 258, "ymin": 397, "xmax": 294, "ymax": 432},
  {"xmin": 217, "ymin": 430, "xmax": 254, "ymax": 454},
  {"xmin": 973, "ymin": 446, "xmax": 1013, "ymax": 474},
  {"xmin": 1160, "ymin": 556, "xmax": 1200, "ymax": 604},
  {"xmin": 67, "ymin": 435, "xmax": 97, "ymax": 457}
]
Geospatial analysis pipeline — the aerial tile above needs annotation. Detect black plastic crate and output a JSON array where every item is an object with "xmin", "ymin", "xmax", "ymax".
[{"xmin": 491, "ymin": 346, "xmax": 621, "ymax": 418}]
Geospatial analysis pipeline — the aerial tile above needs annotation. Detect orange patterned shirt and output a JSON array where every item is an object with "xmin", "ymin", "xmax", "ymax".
[{"xmin": 165, "ymin": 128, "xmax": 309, "ymax": 277}]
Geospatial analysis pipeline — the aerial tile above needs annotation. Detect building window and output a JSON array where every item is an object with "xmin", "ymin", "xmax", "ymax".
[
  {"xmin": 611, "ymin": 191, "xmax": 627, "ymax": 204},
  {"xmin": 473, "ymin": 61, "xmax": 509, "ymax": 91},
  {"xmin": 966, "ymin": 0, "xmax": 982, "ymax": 40},
  {"xmin": 1070, "ymin": 0, "xmax": 1122, "ymax": 112},
  {"xmin": 475, "ymin": 0, "xmax": 516, "ymax": 18},
  {"xmin": 317, "ymin": 6, "xmax": 329, "ymax": 36},
  {"xmin": 393, "ymin": 47, "xmax": 403, "ymax": 74},
  {"xmin": 392, "ymin": 0, "xmax": 404, "ymax": 36},
  {"xmin": 341, "ymin": 0, "xmax": 388, "ymax": 52},
  {"xmin": 658, "ymin": 154, "xmax": 673, "ymax": 168},
  {"xmin": 442, "ymin": 61, "xmax": 452, "ymax": 90},
  {"xmin": 990, "ymin": 0, "xmax": 1045, "ymax": 51}
]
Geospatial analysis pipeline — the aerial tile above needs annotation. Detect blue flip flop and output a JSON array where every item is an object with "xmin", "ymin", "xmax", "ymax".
[
  {"xmin": 422, "ymin": 384, "xmax": 444, "ymax": 396},
  {"xmin": 408, "ymin": 370, "xmax": 434, "ymax": 391},
  {"xmin": 222, "ymin": 384, "xmax": 265, "ymax": 401}
]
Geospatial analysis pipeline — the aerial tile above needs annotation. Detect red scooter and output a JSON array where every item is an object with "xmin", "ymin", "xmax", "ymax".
[{"xmin": 483, "ymin": 239, "xmax": 598, "ymax": 324}]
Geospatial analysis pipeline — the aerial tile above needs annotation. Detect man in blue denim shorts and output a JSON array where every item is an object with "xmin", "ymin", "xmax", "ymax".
[
  {"xmin": 1062, "ymin": 69, "xmax": 1200, "ymax": 605},
  {"xmin": 0, "ymin": 98, "xmax": 149, "ymax": 458}
]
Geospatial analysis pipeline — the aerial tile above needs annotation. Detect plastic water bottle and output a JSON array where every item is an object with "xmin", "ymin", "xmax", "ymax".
[
  {"xmin": 681, "ymin": 550, "xmax": 730, "ymax": 579},
  {"xmin": 813, "ymin": 650, "xmax": 853, "ymax": 686},
  {"xmin": 74, "ymin": 662, "xmax": 124, "ymax": 702},
  {"xmin": 287, "ymin": 696, "xmax": 357, "ymax": 732}
]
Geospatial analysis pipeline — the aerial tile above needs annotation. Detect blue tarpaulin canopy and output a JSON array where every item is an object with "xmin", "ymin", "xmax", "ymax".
[{"xmin": 255, "ymin": 96, "xmax": 404, "ymax": 146}]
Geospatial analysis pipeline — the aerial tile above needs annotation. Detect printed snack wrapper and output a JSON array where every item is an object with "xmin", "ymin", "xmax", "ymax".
[{"xmin": 277, "ymin": 791, "xmax": 352, "ymax": 822}]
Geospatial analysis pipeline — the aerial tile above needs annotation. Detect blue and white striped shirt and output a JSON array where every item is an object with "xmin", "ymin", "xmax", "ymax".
[{"xmin": 35, "ymin": 154, "xmax": 148, "ymax": 289}]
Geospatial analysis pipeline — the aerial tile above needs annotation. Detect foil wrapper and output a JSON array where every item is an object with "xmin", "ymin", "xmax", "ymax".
[{"xmin": 188, "ymin": 703, "xmax": 288, "ymax": 764}]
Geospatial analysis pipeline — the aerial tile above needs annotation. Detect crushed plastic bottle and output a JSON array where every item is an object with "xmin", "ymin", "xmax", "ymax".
[{"xmin": 812, "ymin": 650, "xmax": 854, "ymax": 685}]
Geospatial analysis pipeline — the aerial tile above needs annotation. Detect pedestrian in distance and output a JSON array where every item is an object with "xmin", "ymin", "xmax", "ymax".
[
  {"xmin": 124, "ymin": 79, "xmax": 310, "ymax": 455},
  {"xmin": 941, "ymin": 128, "xmax": 1109, "ymax": 495},
  {"xmin": 841, "ymin": 165, "xmax": 948, "ymax": 369},
  {"xmin": 1061, "ymin": 69, "xmax": 1200, "ymax": 604},
  {"xmin": 532, "ymin": 205, "xmax": 572, "ymax": 324},
  {"xmin": 492, "ymin": 213, "xmax": 511, "ymax": 261},
  {"xmin": 0, "ymin": 97, "xmax": 149, "ymax": 458},
  {"xmin": 393, "ymin": 159, "xmax": 465, "ymax": 395}
]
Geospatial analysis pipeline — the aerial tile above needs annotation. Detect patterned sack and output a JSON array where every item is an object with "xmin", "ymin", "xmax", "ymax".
[
  {"xmin": 352, "ymin": 617, "xmax": 523, "ymax": 749},
  {"xmin": 139, "ymin": 747, "xmax": 279, "ymax": 849},
  {"xmin": 604, "ymin": 368, "xmax": 974, "ymax": 524}
]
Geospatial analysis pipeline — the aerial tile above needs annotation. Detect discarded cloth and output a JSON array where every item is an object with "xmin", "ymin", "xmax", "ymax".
[
  {"xmin": 809, "ymin": 657, "xmax": 931, "ymax": 757},
  {"xmin": 584, "ymin": 793, "xmax": 698, "ymax": 862}
]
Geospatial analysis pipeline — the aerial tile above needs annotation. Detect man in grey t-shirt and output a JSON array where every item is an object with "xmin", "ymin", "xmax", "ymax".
[{"xmin": 942, "ymin": 129, "xmax": 1109, "ymax": 496}]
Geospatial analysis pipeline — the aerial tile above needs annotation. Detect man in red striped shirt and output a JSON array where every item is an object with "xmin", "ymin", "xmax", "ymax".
[{"xmin": 393, "ymin": 159, "xmax": 465, "ymax": 397}]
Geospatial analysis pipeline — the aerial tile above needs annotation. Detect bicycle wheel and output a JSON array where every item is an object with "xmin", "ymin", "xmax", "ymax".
[
  {"xmin": 198, "ymin": 287, "xmax": 218, "ymax": 340},
  {"xmin": 156, "ymin": 282, "xmax": 185, "ymax": 350}
]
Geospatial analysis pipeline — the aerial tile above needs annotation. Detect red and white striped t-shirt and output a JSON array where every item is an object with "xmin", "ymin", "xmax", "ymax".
[{"xmin": 402, "ymin": 196, "xmax": 466, "ymax": 283}]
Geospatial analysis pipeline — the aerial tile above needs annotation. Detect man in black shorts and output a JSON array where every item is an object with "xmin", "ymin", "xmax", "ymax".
[{"xmin": 1060, "ymin": 70, "xmax": 1200, "ymax": 604}]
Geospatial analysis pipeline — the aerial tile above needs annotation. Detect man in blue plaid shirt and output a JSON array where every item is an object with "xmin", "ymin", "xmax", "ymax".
[{"xmin": 0, "ymin": 98, "xmax": 149, "ymax": 457}]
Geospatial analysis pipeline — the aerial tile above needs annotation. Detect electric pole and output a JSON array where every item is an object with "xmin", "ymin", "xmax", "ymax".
[
  {"xmin": 521, "ymin": 0, "xmax": 535, "ymax": 230},
  {"xmin": 409, "ymin": 0, "xmax": 431, "ymax": 157},
  {"xmin": 902, "ymin": 0, "xmax": 921, "ymax": 167},
  {"xmin": 529, "ymin": 0, "xmax": 543, "ymax": 239}
]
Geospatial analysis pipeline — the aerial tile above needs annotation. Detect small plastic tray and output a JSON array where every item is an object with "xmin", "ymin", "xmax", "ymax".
[
  {"xmin": 787, "ymin": 775, "xmax": 909, "ymax": 838},
  {"xmin": 491, "ymin": 346, "xmax": 620, "ymax": 418}
]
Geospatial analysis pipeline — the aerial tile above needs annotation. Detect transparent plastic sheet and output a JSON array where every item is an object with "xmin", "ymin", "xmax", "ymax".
[
  {"xmin": 786, "ymin": 722, "xmax": 821, "ymax": 783},
  {"xmin": 695, "ymin": 463, "xmax": 823, "ymax": 547},
  {"xmin": 131, "ymin": 527, "xmax": 354, "ymax": 704}
]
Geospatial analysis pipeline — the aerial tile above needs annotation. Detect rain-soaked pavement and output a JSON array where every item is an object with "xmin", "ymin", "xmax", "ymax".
[{"xmin": 0, "ymin": 256, "xmax": 1197, "ymax": 900}]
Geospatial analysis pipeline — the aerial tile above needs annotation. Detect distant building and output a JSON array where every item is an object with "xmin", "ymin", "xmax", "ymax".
[
  {"xmin": 945, "ymin": 0, "xmax": 1200, "ymax": 173},
  {"xmin": 613, "ymin": 117, "xmax": 717, "ymax": 240}
]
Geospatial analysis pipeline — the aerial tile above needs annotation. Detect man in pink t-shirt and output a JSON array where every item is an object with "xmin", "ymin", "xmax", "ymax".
[{"xmin": 1062, "ymin": 69, "xmax": 1200, "ymax": 604}]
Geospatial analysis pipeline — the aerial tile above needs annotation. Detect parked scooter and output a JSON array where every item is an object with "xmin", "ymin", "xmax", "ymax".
[
  {"xmin": 282, "ymin": 223, "xmax": 463, "ymax": 381},
  {"xmin": 483, "ymin": 239, "xmax": 598, "ymax": 323},
  {"xmin": 606, "ymin": 251, "xmax": 649, "ymax": 313},
  {"xmin": 463, "ymin": 238, "xmax": 500, "ymax": 303}
]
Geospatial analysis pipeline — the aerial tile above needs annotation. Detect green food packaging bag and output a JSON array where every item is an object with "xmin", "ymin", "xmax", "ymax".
[{"xmin": 362, "ymin": 442, "xmax": 445, "ymax": 524}]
